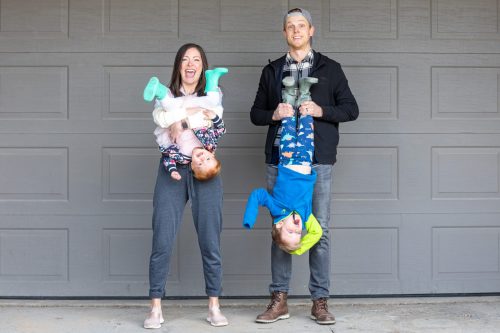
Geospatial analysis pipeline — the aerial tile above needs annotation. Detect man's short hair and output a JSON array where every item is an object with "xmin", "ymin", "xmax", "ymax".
[{"xmin": 283, "ymin": 7, "xmax": 313, "ymax": 28}]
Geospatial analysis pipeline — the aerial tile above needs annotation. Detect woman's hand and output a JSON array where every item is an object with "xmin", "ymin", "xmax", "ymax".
[{"xmin": 168, "ymin": 121, "xmax": 184, "ymax": 142}]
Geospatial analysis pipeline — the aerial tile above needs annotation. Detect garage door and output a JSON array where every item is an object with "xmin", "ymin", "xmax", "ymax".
[{"xmin": 0, "ymin": 0, "xmax": 499, "ymax": 296}]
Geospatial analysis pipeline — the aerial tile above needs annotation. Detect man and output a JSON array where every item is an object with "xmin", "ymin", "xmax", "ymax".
[{"xmin": 250, "ymin": 8, "xmax": 358, "ymax": 325}]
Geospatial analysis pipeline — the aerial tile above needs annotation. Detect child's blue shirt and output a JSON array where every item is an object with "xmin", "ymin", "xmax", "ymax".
[{"xmin": 242, "ymin": 165, "xmax": 317, "ymax": 229}]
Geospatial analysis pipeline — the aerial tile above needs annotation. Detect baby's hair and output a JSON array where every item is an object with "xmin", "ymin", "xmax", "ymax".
[
  {"xmin": 271, "ymin": 224, "xmax": 301, "ymax": 253},
  {"xmin": 192, "ymin": 156, "xmax": 222, "ymax": 181}
]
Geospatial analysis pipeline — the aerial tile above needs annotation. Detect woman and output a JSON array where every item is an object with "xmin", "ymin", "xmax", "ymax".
[{"xmin": 144, "ymin": 43, "xmax": 228, "ymax": 329}]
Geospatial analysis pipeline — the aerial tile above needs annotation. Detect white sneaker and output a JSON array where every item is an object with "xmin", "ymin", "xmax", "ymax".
[
  {"xmin": 143, "ymin": 309, "xmax": 164, "ymax": 329},
  {"xmin": 206, "ymin": 307, "xmax": 229, "ymax": 327}
]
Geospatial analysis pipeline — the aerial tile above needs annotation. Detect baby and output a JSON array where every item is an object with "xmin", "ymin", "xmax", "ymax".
[{"xmin": 144, "ymin": 68, "xmax": 228, "ymax": 181}]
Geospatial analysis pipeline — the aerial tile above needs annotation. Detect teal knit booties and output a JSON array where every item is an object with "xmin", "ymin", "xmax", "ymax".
[
  {"xmin": 143, "ymin": 77, "xmax": 168, "ymax": 102},
  {"xmin": 296, "ymin": 77, "xmax": 318, "ymax": 107},
  {"xmin": 204, "ymin": 68, "xmax": 229, "ymax": 93}
]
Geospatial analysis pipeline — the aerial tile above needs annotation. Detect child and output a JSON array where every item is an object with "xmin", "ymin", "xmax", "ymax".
[
  {"xmin": 144, "ymin": 68, "xmax": 227, "ymax": 181},
  {"xmin": 242, "ymin": 76, "xmax": 322, "ymax": 255},
  {"xmin": 157, "ymin": 109, "xmax": 225, "ymax": 181}
]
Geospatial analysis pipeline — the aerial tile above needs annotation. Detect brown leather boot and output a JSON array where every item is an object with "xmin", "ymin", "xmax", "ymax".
[
  {"xmin": 255, "ymin": 291, "xmax": 290, "ymax": 323},
  {"xmin": 311, "ymin": 298, "xmax": 336, "ymax": 325}
]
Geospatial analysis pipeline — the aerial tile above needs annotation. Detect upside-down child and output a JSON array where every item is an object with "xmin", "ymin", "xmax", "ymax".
[
  {"xmin": 144, "ymin": 68, "xmax": 228, "ymax": 181},
  {"xmin": 242, "ymin": 76, "xmax": 322, "ymax": 255}
]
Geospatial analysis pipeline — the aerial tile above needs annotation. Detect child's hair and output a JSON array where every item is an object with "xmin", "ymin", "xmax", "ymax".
[
  {"xmin": 192, "ymin": 157, "xmax": 222, "ymax": 181},
  {"xmin": 271, "ymin": 224, "xmax": 301, "ymax": 253}
]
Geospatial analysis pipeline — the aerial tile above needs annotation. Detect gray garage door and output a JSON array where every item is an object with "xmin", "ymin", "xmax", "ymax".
[{"xmin": 1, "ymin": 0, "xmax": 500, "ymax": 297}]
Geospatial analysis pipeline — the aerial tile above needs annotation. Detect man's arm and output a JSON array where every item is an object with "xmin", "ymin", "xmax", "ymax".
[
  {"xmin": 290, "ymin": 214, "xmax": 323, "ymax": 256},
  {"xmin": 319, "ymin": 65, "xmax": 359, "ymax": 124},
  {"xmin": 250, "ymin": 67, "xmax": 278, "ymax": 126}
]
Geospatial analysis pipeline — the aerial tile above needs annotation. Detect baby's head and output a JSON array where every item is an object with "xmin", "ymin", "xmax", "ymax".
[
  {"xmin": 271, "ymin": 212, "xmax": 302, "ymax": 252},
  {"xmin": 191, "ymin": 147, "xmax": 221, "ymax": 181}
]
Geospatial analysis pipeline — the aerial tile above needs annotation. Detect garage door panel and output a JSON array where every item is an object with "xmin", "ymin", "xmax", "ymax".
[
  {"xmin": 344, "ymin": 66, "xmax": 399, "ymax": 120},
  {"xmin": 334, "ymin": 147, "xmax": 399, "ymax": 200},
  {"xmin": 331, "ymin": 214, "xmax": 402, "ymax": 294},
  {"xmin": 432, "ymin": 0, "xmax": 500, "ymax": 38},
  {"xmin": 0, "ymin": 66, "xmax": 68, "ymax": 120},
  {"xmin": 0, "ymin": 147, "xmax": 68, "ymax": 201},
  {"xmin": 0, "ymin": 229, "xmax": 68, "ymax": 282},
  {"xmin": 0, "ymin": 0, "xmax": 68, "ymax": 39},
  {"xmin": 432, "ymin": 147, "xmax": 500, "ymax": 199},
  {"xmin": 324, "ymin": 0, "xmax": 398, "ymax": 39},
  {"xmin": 432, "ymin": 67, "xmax": 500, "ymax": 119}
]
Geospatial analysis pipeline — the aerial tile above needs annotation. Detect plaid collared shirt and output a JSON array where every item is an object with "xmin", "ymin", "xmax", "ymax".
[
  {"xmin": 273, "ymin": 50, "xmax": 315, "ymax": 149},
  {"xmin": 283, "ymin": 50, "xmax": 314, "ymax": 84}
]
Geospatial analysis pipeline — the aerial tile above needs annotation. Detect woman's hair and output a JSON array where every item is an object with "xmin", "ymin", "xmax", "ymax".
[
  {"xmin": 192, "ymin": 156, "xmax": 222, "ymax": 181},
  {"xmin": 169, "ymin": 43, "xmax": 208, "ymax": 97},
  {"xmin": 271, "ymin": 224, "xmax": 301, "ymax": 253}
]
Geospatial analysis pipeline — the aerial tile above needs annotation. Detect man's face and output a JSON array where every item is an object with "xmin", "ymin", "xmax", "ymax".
[{"xmin": 283, "ymin": 15, "xmax": 314, "ymax": 51}]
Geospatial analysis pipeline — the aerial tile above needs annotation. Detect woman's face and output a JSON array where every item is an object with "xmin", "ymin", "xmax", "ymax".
[{"xmin": 180, "ymin": 47, "xmax": 203, "ymax": 88}]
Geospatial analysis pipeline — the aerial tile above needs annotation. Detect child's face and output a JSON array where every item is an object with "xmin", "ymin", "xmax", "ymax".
[
  {"xmin": 191, "ymin": 147, "xmax": 217, "ymax": 173},
  {"xmin": 277, "ymin": 213, "xmax": 302, "ymax": 247}
]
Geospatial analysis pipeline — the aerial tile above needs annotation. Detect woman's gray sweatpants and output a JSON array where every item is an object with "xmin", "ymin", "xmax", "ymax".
[{"xmin": 148, "ymin": 161, "xmax": 223, "ymax": 299}]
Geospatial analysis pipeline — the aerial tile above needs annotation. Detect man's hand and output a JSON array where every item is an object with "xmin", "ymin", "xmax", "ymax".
[
  {"xmin": 272, "ymin": 103, "xmax": 294, "ymax": 121},
  {"xmin": 299, "ymin": 101, "xmax": 323, "ymax": 117}
]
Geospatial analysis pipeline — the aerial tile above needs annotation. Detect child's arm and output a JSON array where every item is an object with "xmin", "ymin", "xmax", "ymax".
[
  {"xmin": 185, "ymin": 89, "xmax": 224, "ymax": 128},
  {"xmin": 205, "ymin": 113, "xmax": 226, "ymax": 140},
  {"xmin": 289, "ymin": 214, "xmax": 323, "ymax": 256},
  {"xmin": 193, "ymin": 111, "xmax": 226, "ymax": 151},
  {"xmin": 160, "ymin": 146, "xmax": 184, "ymax": 179},
  {"xmin": 161, "ymin": 153, "xmax": 178, "ymax": 175},
  {"xmin": 243, "ymin": 188, "xmax": 282, "ymax": 229}
]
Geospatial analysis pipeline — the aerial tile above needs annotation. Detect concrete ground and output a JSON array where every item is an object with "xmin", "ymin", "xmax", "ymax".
[{"xmin": 1, "ymin": 296, "xmax": 500, "ymax": 333}]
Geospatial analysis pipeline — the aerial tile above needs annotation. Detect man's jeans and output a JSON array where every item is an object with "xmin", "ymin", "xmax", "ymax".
[{"xmin": 267, "ymin": 164, "xmax": 332, "ymax": 299}]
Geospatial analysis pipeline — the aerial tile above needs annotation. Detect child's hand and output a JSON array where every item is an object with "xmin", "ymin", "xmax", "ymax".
[
  {"xmin": 202, "ymin": 109, "xmax": 217, "ymax": 120},
  {"xmin": 170, "ymin": 171, "xmax": 181, "ymax": 181}
]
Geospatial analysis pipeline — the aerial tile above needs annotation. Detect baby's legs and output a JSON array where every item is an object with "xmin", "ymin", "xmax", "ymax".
[
  {"xmin": 295, "ymin": 114, "xmax": 314, "ymax": 165},
  {"xmin": 279, "ymin": 115, "xmax": 314, "ymax": 167},
  {"xmin": 159, "ymin": 91, "xmax": 221, "ymax": 113}
]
